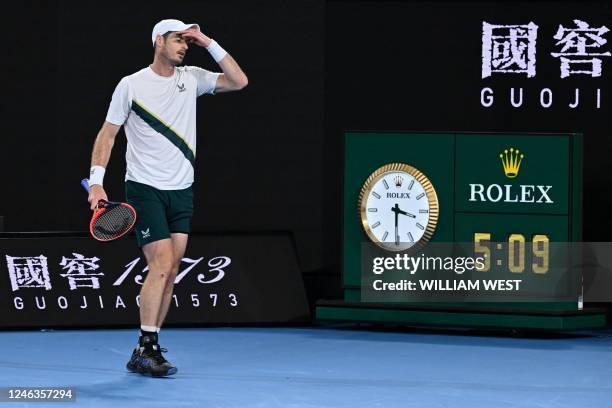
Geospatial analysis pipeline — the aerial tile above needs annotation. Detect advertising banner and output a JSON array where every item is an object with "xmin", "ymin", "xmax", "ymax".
[{"xmin": 0, "ymin": 233, "xmax": 309, "ymax": 328}]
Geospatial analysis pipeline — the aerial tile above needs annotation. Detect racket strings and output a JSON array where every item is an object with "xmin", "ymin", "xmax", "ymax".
[{"xmin": 92, "ymin": 205, "xmax": 136, "ymax": 240}]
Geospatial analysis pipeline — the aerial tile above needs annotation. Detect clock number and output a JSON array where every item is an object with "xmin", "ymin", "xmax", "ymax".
[
  {"xmin": 532, "ymin": 235, "xmax": 549, "ymax": 274},
  {"xmin": 474, "ymin": 233, "xmax": 550, "ymax": 274},
  {"xmin": 474, "ymin": 233, "xmax": 491, "ymax": 272},
  {"xmin": 508, "ymin": 234, "xmax": 526, "ymax": 273}
]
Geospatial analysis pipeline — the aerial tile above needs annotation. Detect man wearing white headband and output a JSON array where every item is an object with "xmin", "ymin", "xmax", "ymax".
[{"xmin": 87, "ymin": 19, "xmax": 248, "ymax": 377}]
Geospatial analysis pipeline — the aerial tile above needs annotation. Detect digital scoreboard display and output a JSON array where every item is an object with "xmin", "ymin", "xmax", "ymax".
[{"xmin": 343, "ymin": 132, "xmax": 581, "ymax": 308}]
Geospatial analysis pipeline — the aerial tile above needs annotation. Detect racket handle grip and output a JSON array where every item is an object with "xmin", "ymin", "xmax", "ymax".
[{"xmin": 81, "ymin": 178, "xmax": 91, "ymax": 194}]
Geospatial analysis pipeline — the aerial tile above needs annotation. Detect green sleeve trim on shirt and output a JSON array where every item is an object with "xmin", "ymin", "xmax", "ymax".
[{"xmin": 131, "ymin": 98, "xmax": 195, "ymax": 167}]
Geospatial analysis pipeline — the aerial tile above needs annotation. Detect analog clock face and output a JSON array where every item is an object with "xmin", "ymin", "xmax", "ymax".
[{"xmin": 359, "ymin": 163, "xmax": 439, "ymax": 251}]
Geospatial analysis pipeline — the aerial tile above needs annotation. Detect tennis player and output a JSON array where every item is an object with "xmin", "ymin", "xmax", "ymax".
[{"xmin": 87, "ymin": 19, "xmax": 247, "ymax": 377}]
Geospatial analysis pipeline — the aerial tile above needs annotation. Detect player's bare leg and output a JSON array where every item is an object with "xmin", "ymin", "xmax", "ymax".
[
  {"xmin": 156, "ymin": 233, "xmax": 189, "ymax": 329},
  {"xmin": 140, "ymin": 239, "xmax": 175, "ymax": 327},
  {"xmin": 127, "ymin": 238, "xmax": 178, "ymax": 377}
]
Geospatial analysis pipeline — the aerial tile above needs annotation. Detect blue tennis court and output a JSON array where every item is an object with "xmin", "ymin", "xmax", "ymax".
[{"xmin": 1, "ymin": 327, "xmax": 611, "ymax": 407}]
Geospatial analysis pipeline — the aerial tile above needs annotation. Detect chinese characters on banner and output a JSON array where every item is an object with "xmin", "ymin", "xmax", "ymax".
[
  {"xmin": 7, "ymin": 253, "xmax": 105, "ymax": 292},
  {"xmin": 480, "ymin": 20, "xmax": 610, "ymax": 109},
  {"xmin": 482, "ymin": 19, "xmax": 610, "ymax": 78},
  {"xmin": 6, "ymin": 255, "xmax": 52, "ymax": 291},
  {"xmin": 60, "ymin": 253, "xmax": 103, "ymax": 290},
  {"xmin": 482, "ymin": 22, "xmax": 539, "ymax": 78}
]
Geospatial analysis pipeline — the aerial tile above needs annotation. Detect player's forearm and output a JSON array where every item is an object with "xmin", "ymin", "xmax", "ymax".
[
  {"xmin": 217, "ymin": 53, "xmax": 248, "ymax": 90},
  {"xmin": 91, "ymin": 128, "xmax": 116, "ymax": 169},
  {"xmin": 89, "ymin": 122, "xmax": 120, "ymax": 187},
  {"xmin": 203, "ymin": 37, "xmax": 248, "ymax": 90}
]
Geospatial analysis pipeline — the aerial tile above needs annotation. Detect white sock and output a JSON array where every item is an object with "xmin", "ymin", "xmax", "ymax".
[
  {"xmin": 156, "ymin": 327, "xmax": 161, "ymax": 333},
  {"xmin": 140, "ymin": 325, "xmax": 158, "ymax": 333}
]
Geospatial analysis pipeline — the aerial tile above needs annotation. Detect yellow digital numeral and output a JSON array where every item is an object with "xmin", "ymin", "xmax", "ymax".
[
  {"xmin": 532, "ymin": 235, "xmax": 549, "ymax": 274},
  {"xmin": 508, "ymin": 234, "xmax": 525, "ymax": 273},
  {"xmin": 474, "ymin": 232, "xmax": 491, "ymax": 272}
]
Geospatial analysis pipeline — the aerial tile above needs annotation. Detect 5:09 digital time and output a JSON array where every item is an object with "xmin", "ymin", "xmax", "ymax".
[{"xmin": 474, "ymin": 233, "xmax": 549, "ymax": 274}]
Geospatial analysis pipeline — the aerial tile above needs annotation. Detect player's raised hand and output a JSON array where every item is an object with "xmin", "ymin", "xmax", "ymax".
[{"xmin": 177, "ymin": 28, "xmax": 212, "ymax": 48}]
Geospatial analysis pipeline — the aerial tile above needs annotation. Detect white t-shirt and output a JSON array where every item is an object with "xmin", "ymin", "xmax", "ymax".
[{"xmin": 106, "ymin": 66, "xmax": 220, "ymax": 190}]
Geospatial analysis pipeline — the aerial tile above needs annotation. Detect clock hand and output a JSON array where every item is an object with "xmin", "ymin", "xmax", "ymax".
[
  {"xmin": 391, "ymin": 204, "xmax": 400, "ymax": 245},
  {"xmin": 395, "ymin": 224, "xmax": 399, "ymax": 246},
  {"xmin": 395, "ymin": 204, "xmax": 416, "ymax": 218}
]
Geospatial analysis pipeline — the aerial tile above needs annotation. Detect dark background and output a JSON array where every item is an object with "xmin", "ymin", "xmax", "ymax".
[{"xmin": 1, "ymin": 1, "xmax": 611, "ymax": 308}]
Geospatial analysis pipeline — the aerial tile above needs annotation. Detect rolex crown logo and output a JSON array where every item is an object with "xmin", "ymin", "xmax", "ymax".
[
  {"xmin": 394, "ymin": 176, "xmax": 404, "ymax": 187},
  {"xmin": 499, "ymin": 147, "xmax": 524, "ymax": 179}
]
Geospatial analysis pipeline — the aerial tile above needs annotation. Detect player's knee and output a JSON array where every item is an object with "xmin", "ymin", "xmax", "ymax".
[
  {"xmin": 161, "ymin": 265, "xmax": 178, "ymax": 287},
  {"xmin": 150, "ymin": 257, "xmax": 174, "ymax": 279}
]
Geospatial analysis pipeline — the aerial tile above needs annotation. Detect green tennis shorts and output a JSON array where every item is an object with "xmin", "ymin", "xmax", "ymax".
[{"xmin": 125, "ymin": 180, "xmax": 194, "ymax": 247}]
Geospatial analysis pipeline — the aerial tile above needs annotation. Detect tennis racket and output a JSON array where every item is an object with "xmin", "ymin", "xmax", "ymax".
[{"xmin": 81, "ymin": 178, "xmax": 137, "ymax": 242}]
